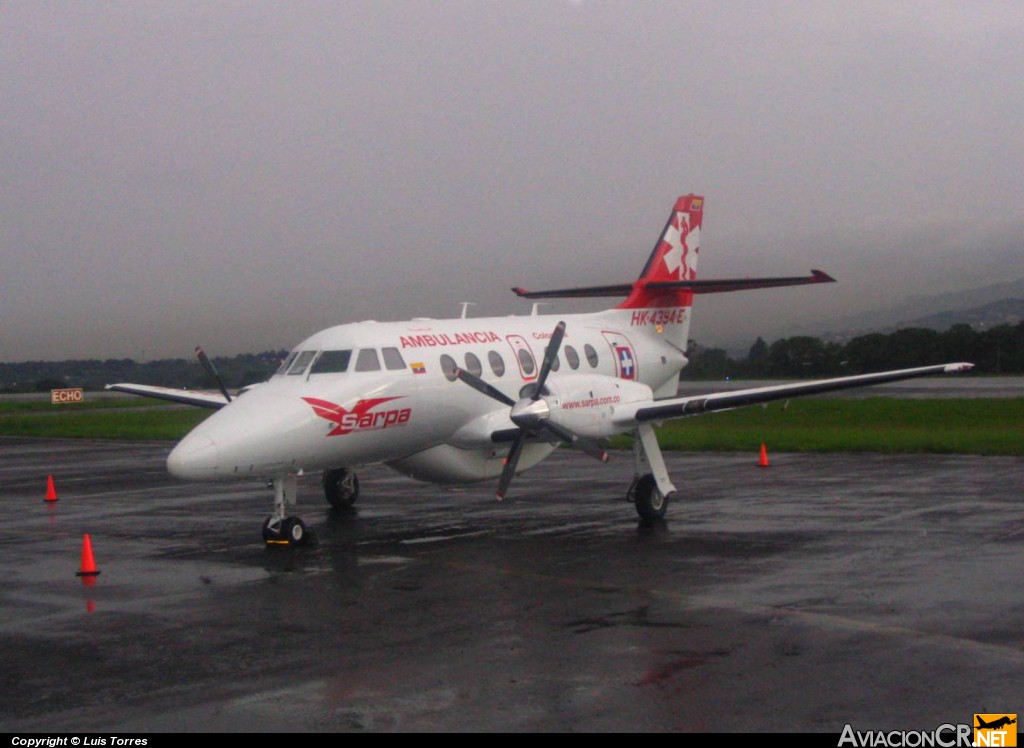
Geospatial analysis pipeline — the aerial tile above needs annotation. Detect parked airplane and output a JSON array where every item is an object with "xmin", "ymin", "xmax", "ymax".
[{"xmin": 109, "ymin": 195, "xmax": 972, "ymax": 545}]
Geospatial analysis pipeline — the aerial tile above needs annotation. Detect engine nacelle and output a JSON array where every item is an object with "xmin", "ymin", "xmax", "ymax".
[{"xmin": 543, "ymin": 374, "xmax": 654, "ymax": 439}]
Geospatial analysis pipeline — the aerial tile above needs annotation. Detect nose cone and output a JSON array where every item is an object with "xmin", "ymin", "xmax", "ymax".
[{"xmin": 167, "ymin": 434, "xmax": 219, "ymax": 479}]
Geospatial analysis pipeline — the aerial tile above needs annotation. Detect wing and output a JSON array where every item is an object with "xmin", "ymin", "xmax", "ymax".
[
  {"xmin": 105, "ymin": 383, "xmax": 229, "ymax": 410},
  {"xmin": 617, "ymin": 363, "xmax": 974, "ymax": 424}
]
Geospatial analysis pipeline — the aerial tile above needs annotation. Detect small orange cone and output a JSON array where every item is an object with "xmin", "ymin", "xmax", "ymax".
[
  {"xmin": 44, "ymin": 475, "xmax": 58, "ymax": 503},
  {"xmin": 76, "ymin": 534, "xmax": 100, "ymax": 577},
  {"xmin": 758, "ymin": 443, "xmax": 771, "ymax": 468}
]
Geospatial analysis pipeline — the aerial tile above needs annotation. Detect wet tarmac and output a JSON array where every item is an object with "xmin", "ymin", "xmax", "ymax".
[{"xmin": 1, "ymin": 437, "xmax": 1022, "ymax": 732}]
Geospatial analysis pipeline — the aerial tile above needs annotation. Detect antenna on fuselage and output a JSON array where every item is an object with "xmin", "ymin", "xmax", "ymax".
[
  {"xmin": 459, "ymin": 302, "xmax": 476, "ymax": 319},
  {"xmin": 530, "ymin": 303, "xmax": 547, "ymax": 316}
]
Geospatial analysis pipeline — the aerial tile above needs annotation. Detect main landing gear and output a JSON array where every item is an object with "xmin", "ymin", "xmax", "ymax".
[
  {"xmin": 629, "ymin": 423, "xmax": 676, "ymax": 521},
  {"xmin": 323, "ymin": 468, "xmax": 360, "ymax": 509},
  {"xmin": 262, "ymin": 474, "xmax": 309, "ymax": 547}
]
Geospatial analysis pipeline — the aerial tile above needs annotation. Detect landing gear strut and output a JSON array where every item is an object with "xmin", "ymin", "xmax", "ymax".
[
  {"xmin": 323, "ymin": 468, "xmax": 359, "ymax": 509},
  {"xmin": 262, "ymin": 474, "xmax": 309, "ymax": 546},
  {"xmin": 630, "ymin": 423, "xmax": 676, "ymax": 521}
]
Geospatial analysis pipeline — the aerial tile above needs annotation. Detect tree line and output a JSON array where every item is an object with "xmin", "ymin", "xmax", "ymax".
[
  {"xmin": 0, "ymin": 351, "xmax": 287, "ymax": 394},
  {"xmin": 682, "ymin": 322, "xmax": 1024, "ymax": 379}
]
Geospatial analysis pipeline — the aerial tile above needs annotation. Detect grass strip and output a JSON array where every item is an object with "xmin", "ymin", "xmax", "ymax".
[{"xmin": 614, "ymin": 398, "xmax": 1024, "ymax": 456}]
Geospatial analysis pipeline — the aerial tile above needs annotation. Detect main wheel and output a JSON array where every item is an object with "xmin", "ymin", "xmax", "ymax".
[
  {"xmin": 630, "ymin": 474, "xmax": 669, "ymax": 521},
  {"xmin": 323, "ymin": 468, "xmax": 359, "ymax": 509}
]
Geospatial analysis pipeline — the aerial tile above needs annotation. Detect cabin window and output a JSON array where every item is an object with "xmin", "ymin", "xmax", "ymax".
[
  {"xmin": 355, "ymin": 348, "xmax": 381, "ymax": 372},
  {"xmin": 440, "ymin": 354, "xmax": 458, "ymax": 382},
  {"xmin": 517, "ymin": 348, "xmax": 536, "ymax": 376},
  {"xmin": 288, "ymin": 350, "xmax": 317, "ymax": 376},
  {"xmin": 310, "ymin": 350, "xmax": 352, "ymax": 374},
  {"xmin": 488, "ymin": 351, "xmax": 505, "ymax": 377},
  {"xmin": 545, "ymin": 346, "xmax": 560, "ymax": 372},
  {"xmin": 564, "ymin": 345, "xmax": 580, "ymax": 370},
  {"xmin": 584, "ymin": 344, "xmax": 599, "ymax": 368},
  {"xmin": 464, "ymin": 352, "xmax": 483, "ymax": 378},
  {"xmin": 382, "ymin": 347, "xmax": 406, "ymax": 371},
  {"xmin": 276, "ymin": 351, "xmax": 298, "ymax": 375}
]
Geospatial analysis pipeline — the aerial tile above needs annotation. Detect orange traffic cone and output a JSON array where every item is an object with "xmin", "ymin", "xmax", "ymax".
[
  {"xmin": 76, "ymin": 534, "xmax": 100, "ymax": 578},
  {"xmin": 44, "ymin": 475, "xmax": 58, "ymax": 503},
  {"xmin": 758, "ymin": 443, "xmax": 771, "ymax": 468}
]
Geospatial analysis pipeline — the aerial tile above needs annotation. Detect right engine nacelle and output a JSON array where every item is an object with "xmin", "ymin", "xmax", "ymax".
[{"xmin": 543, "ymin": 374, "xmax": 654, "ymax": 440}]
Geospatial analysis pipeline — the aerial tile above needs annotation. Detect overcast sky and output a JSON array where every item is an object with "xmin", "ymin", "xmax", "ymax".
[{"xmin": 3, "ymin": 1, "xmax": 1023, "ymax": 361}]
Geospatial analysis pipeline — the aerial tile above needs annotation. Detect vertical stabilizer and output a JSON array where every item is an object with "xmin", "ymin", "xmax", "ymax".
[{"xmin": 617, "ymin": 194, "xmax": 703, "ymax": 311}]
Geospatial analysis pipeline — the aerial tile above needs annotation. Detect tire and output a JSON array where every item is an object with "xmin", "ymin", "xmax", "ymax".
[
  {"xmin": 281, "ymin": 517, "xmax": 307, "ymax": 546},
  {"xmin": 323, "ymin": 468, "xmax": 359, "ymax": 509},
  {"xmin": 631, "ymin": 474, "xmax": 669, "ymax": 521},
  {"xmin": 262, "ymin": 516, "xmax": 281, "ymax": 543}
]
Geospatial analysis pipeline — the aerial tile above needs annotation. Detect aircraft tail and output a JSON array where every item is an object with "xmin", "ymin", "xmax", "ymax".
[
  {"xmin": 512, "ymin": 196, "xmax": 830, "ymax": 311},
  {"xmin": 510, "ymin": 194, "xmax": 834, "ymax": 399},
  {"xmin": 617, "ymin": 194, "xmax": 704, "ymax": 310}
]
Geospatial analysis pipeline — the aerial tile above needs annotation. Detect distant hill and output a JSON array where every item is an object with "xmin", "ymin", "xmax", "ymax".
[
  {"xmin": 806, "ymin": 277, "xmax": 1024, "ymax": 342},
  {"xmin": 898, "ymin": 298, "xmax": 1024, "ymax": 331}
]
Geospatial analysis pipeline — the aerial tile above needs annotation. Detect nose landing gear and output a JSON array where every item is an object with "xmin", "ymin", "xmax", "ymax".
[{"xmin": 262, "ymin": 474, "xmax": 310, "ymax": 546}]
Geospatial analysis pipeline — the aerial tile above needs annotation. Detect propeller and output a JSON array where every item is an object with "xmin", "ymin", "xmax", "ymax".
[
  {"xmin": 454, "ymin": 321, "xmax": 608, "ymax": 500},
  {"xmin": 195, "ymin": 346, "xmax": 232, "ymax": 403}
]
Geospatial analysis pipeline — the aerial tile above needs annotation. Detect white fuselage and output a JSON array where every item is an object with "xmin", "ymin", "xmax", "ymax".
[{"xmin": 166, "ymin": 307, "xmax": 689, "ymax": 484}]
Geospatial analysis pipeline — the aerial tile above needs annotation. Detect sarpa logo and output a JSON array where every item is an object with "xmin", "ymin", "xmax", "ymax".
[
  {"xmin": 975, "ymin": 715, "xmax": 1017, "ymax": 747},
  {"xmin": 303, "ymin": 396, "xmax": 411, "ymax": 436}
]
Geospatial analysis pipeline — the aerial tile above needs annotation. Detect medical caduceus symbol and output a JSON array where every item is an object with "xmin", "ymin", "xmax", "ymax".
[{"xmin": 660, "ymin": 211, "xmax": 699, "ymax": 280}]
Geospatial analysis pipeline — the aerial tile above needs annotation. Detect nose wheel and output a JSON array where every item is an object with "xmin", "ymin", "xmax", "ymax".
[
  {"xmin": 263, "ymin": 474, "xmax": 310, "ymax": 547},
  {"xmin": 262, "ymin": 515, "xmax": 308, "ymax": 546}
]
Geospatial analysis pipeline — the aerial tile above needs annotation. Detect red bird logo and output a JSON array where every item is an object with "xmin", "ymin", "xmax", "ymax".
[{"xmin": 303, "ymin": 397, "xmax": 411, "ymax": 436}]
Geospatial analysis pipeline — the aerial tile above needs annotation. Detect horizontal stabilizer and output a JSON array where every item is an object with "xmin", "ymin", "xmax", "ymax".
[
  {"xmin": 106, "ymin": 383, "xmax": 229, "ymax": 410},
  {"xmin": 512, "ymin": 270, "xmax": 834, "ymax": 300}
]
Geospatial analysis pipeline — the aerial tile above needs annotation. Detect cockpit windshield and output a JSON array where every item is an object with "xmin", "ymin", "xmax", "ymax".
[{"xmin": 310, "ymin": 350, "xmax": 352, "ymax": 374}]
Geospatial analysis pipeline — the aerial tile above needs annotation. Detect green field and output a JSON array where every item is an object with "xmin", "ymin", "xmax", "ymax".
[
  {"xmin": 0, "ymin": 400, "xmax": 211, "ymax": 440},
  {"xmin": 0, "ymin": 396, "xmax": 1021, "ymax": 455},
  {"xmin": 610, "ymin": 398, "xmax": 1024, "ymax": 455}
]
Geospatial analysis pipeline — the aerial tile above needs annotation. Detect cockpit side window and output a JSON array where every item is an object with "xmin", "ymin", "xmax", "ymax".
[
  {"xmin": 288, "ymin": 350, "xmax": 317, "ymax": 376},
  {"xmin": 382, "ymin": 347, "xmax": 406, "ymax": 371},
  {"xmin": 310, "ymin": 350, "xmax": 352, "ymax": 374},
  {"xmin": 276, "ymin": 351, "xmax": 298, "ymax": 375},
  {"xmin": 355, "ymin": 348, "xmax": 381, "ymax": 372}
]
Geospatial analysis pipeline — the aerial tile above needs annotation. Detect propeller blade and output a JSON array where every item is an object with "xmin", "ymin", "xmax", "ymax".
[
  {"xmin": 496, "ymin": 432, "xmax": 527, "ymax": 501},
  {"xmin": 454, "ymin": 367, "xmax": 515, "ymax": 407},
  {"xmin": 195, "ymin": 346, "xmax": 232, "ymax": 403},
  {"xmin": 538, "ymin": 420, "xmax": 610, "ymax": 463},
  {"xmin": 573, "ymin": 437, "xmax": 611, "ymax": 464},
  {"xmin": 538, "ymin": 418, "xmax": 576, "ymax": 444},
  {"xmin": 532, "ymin": 321, "xmax": 566, "ymax": 399}
]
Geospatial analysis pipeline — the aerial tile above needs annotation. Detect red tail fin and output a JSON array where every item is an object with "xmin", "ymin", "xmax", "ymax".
[{"xmin": 617, "ymin": 195, "xmax": 703, "ymax": 309}]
